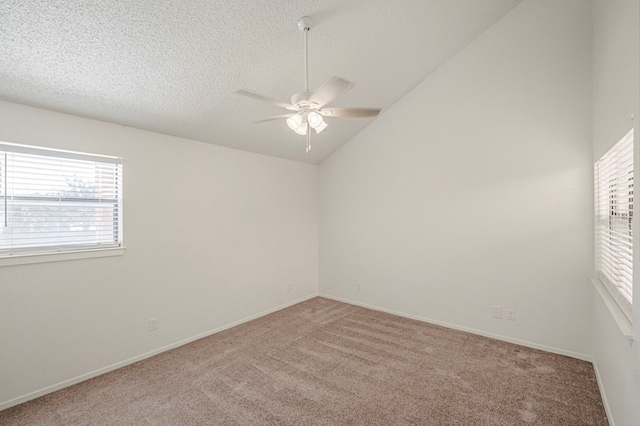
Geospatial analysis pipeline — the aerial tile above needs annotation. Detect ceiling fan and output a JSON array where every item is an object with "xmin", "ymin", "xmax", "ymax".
[{"xmin": 235, "ymin": 16, "xmax": 381, "ymax": 153}]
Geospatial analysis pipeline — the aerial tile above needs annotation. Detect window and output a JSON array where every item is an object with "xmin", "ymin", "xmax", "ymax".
[
  {"xmin": 0, "ymin": 142, "xmax": 123, "ymax": 259},
  {"xmin": 594, "ymin": 129, "xmax": 634, "ymax": 323}
]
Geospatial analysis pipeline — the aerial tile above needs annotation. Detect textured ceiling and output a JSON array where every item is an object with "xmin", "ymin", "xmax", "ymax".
[{"xmin": 1, "ymin": 0, "xmax": 523, "ymax": 164}]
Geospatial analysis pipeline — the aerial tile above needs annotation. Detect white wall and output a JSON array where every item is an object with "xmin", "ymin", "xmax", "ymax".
[
  {"xmin": 319, "ymin": 0, "xmax": 594, "ymax": 358},
  {"xmin": 0, "ymin": 100, "xmax": 318, "ymax": 408},
  {"xmin": 592, "ymin": 1, "xmax": 640, "ymax": 424}
]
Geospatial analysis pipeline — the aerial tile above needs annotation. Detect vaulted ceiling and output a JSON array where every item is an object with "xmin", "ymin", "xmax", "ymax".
[{"xmin": 1, "ymin": 0, "xmax": 523, "ymax": 164}]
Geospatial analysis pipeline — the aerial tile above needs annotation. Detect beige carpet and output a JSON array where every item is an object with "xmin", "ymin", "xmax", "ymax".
[{"xmin": 0, "ymin": 297, "xmax": 607, "ymax": 425}]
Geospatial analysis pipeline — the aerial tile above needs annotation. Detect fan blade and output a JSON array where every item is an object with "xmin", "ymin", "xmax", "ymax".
[
  {"xmin": 309, "ymin": 76, "xmax": 354, "ymax": 108},
  {"xmin": 319, "ymin": 107, "xmax": 381, "ymax": 118},
  {"xmin": 248, "ymin": 114, "xmax": 293, "ymax": 124},
  {"xmin": 235, "ymin": 89, "xmax": 297, "ymax": 110}
]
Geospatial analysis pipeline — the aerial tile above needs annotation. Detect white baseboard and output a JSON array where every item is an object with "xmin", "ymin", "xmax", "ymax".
[
  {"xmin": 0, "ymin": 293, "xmax": 319, "ymax": 412},
  {"xmin": 318, "ymin": 293, "xmax": 593, "ymax": 362},
  {"xmin": 592, "ymin": 359, "xmax": 615, "ymax": 426}
]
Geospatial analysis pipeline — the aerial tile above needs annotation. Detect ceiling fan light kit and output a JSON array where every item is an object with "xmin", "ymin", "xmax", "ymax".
[
  {"xmin": 307, "ymin": 111, "xmax": 324, "ymax": 128},
  {"xmin": 286, "ymin": 113, "xmax": 303, "ymax": 130},
  {"xmin": 235, "ymin": 16, "xmax": 381, "ymax": 153}
]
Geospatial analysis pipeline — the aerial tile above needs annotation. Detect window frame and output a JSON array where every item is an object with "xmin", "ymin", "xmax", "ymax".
[
  {"xmin": 0, "ymin": 141, "xmax": 124, "ymax": 266},
  {"xmin": 594, "ymin": 129, "xmax": 634, "ymax": 328}
]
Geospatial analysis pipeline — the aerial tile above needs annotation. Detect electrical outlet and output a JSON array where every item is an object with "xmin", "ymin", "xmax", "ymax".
[
  {"xmin": 507, "ymin": 309, "xmax": 516, "ymax": 321},
  {"xmin": 149, "ymin": 318, "xmax": 158, "ymax": 331},
  {"xmin": 492, "ymin": 306, "xmax": 502, "ymax": 319},
  {"xmin": 357, "ymin": 281, "xmax": 362, "ymax": 291}
]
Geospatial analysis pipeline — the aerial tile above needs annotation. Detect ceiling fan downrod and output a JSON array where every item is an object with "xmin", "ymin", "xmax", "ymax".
[
  {"xmin": 299, "ymin": 16, "xmax": 312, "ymax": 154},
  {"xmin": 298, "ymin": 16, "xmax": 312, "ymax": 92}
]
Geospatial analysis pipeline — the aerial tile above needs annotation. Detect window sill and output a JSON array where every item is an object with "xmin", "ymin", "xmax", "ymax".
[
  {"xmin": 0, "ymin": 247, "xmax": 125, "ymax": 267},
  {"xmin": 591, "ymin": 276, "xmax": 634, "ymax": 347}
]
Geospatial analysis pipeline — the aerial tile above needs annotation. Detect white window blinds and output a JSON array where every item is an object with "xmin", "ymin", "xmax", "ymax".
[
  {"xmin": 595, "ymin": 129, "xmax": 634, "ymax": 322},
  {"xmin": 0, "ymin": 142, "xmax": 123, "ymax": 257}
]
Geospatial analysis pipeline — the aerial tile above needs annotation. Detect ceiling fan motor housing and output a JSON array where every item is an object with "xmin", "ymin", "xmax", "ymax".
[{"xmin": 290, "ymin": 91, "xmax": 317, "ymax": 110}]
